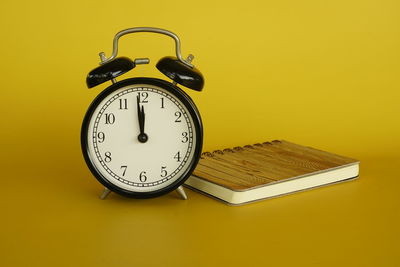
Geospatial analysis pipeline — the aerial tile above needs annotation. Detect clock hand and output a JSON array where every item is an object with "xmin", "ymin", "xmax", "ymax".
[
  {"xmin": 136, "ymin": 95, "xmax": 142, "ymax": 129},
  {"xmin": 137, "ymin": 95, "xmax": 148, "ymax": 143},
  {"xmin": 140, "ymin": 105, "xmax": 145, "ymax": 133}
]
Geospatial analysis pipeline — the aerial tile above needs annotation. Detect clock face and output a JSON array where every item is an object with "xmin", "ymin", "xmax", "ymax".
[{"xmin": 82, "ymin": 79, "xmax": 202, "ymax": 197}]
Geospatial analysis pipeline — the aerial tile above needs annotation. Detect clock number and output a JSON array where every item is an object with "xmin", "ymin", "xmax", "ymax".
[
  {"xmin": 119, "ymin": 98, "xmax": 128, "ymax": 110},
  {"xmin": 139, "ymin": 171, "xmax": 147, "ymax": 182},
  {"xmin": 138, "ymin": 92, "xmax": 148, "ymax": 103},
  {"xmin": 161, "ymin": 166, "xmax": 168, "ymax": 177},
  {"xmin": 105, "ymin": 113, "xmax": 115, "ymax": 124},
  {"xmin": 174, "ymin": 151, "xmax": 181, "ymax": 162},
  {"xmin": 104, "ymin": 152, "xmax": 112, "ymax": 163},
  {"xmin": 175, "ymin": 111, "xmax": 182, "ymax": 122},
  {"xmin": 121, "ymin": 165, "xmax": 127, "ymax": 176},
  {"xmin": 161, "ymin": 97, "xmax": 165, "ymax": 109},
  {"xmin": 97, "ymin": 132, "xmax": 105, "ymax": 143},
  {"xmin": 181, "ymin": 132, "xmax": 189, "ymax": 143}
]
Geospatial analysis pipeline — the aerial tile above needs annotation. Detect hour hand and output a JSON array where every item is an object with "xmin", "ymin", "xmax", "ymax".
[
  {"xmin": 140, "ymin": 105, "xmax": 145, "ymax": 133},
  {"xmin": 137, "ymin": 95, "xmax": 148, "ymax": 143}
]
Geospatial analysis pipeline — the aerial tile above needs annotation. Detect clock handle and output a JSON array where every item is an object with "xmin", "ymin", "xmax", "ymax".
[{"xmin": 99, "ymin": 27, "xmax": 194, "ymax": 68}]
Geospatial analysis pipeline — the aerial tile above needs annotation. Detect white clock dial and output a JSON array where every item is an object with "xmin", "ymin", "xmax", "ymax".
[{"xmin": 86, "ymin": 84, "xmax": 197, "ymax": 192}]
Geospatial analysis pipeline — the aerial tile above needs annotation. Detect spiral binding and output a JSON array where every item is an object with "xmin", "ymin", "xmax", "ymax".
[{"xmin": 200, "ymin": 140, "xmax": 282, "ymax": 157}]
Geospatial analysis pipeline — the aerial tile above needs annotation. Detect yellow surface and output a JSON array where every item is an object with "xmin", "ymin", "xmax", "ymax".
[{"xmin": 0, "ymin": 0, "xmax": 399, "ymax": 266}]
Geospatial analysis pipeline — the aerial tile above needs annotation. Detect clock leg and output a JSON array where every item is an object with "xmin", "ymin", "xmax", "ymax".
[
  {"xmin": 176, "ymin": 186, "xmax": 188, "ymax": 200},
  {"xmin": 100, "ymin": 188, "xmax": 112, "ymax": 200}
]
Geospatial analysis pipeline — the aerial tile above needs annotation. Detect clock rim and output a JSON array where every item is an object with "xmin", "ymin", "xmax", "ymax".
[{"xmin": 81, "ymin": 77, "xmax": 203, "ymax": 199}]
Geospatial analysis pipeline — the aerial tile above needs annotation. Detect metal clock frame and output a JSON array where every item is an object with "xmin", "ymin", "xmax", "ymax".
[{"xmin": 81, "ymin": 77, "xmax": 203, "ymax": 199}]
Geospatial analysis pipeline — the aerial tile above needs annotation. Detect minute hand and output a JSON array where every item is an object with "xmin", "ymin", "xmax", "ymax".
[{"xmin": 136, "ymin": 95, "xmax": 148, "ymax": 143}]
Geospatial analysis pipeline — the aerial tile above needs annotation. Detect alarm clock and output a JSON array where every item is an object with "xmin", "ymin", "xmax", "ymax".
[{"xmin": 81, "ymin": 27, "xmax": 204, "ymax": 200}]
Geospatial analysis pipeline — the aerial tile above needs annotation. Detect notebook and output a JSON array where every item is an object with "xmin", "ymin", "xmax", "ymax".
[{"xmin": 184, "ymin": 140, "xmax": 359, "ymax": 205}]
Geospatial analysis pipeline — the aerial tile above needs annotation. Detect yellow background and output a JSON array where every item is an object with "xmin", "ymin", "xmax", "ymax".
[{"xmin": 0, "ymin": 0, "xmax": 399, "ymax": 266}]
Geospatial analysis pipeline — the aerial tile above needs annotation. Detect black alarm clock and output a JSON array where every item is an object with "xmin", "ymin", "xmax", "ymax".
[{"xmin": 81, "ymin": 27, "xmax": 204, "ymax": 200}]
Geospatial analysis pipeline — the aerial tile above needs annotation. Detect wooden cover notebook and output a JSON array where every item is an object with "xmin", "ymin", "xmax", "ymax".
[{"xmin": 184, "ymin": 140, "xmax": 359, "ymax": 205}]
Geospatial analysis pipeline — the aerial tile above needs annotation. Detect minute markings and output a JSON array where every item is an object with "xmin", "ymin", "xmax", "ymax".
[{"xmin": 91, "ymin": 86, "xmax": 194, "ymax": 187}]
